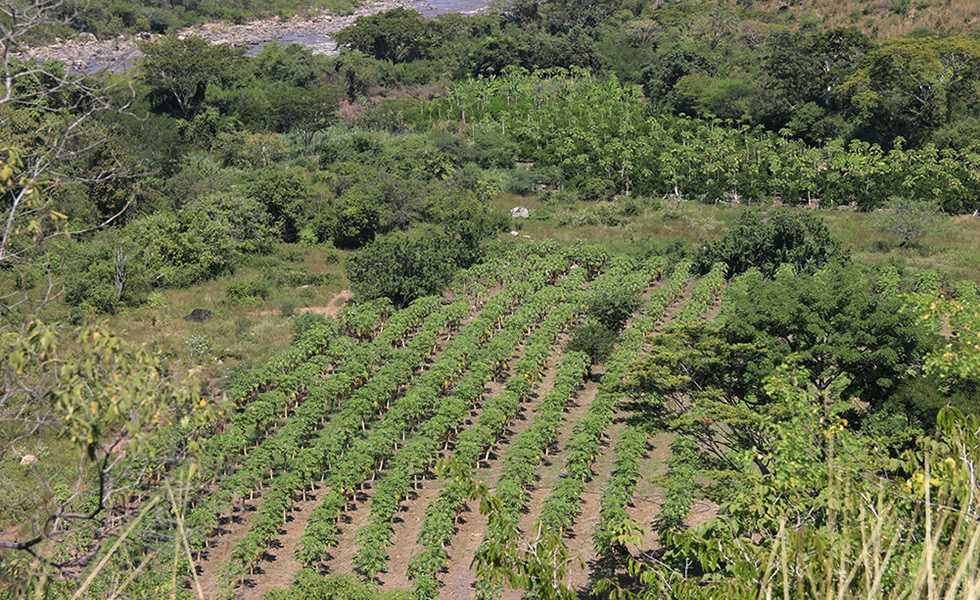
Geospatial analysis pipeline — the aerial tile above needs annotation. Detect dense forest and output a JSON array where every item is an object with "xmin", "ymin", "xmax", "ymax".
[{"xmin": 2, "ymin": 0, "xmax": 980, "ymax": 598}]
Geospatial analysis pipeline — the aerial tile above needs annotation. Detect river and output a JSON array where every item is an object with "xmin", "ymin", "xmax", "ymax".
[{"xmin": 21, "ymin": 0, "xmax": 491, "ymax": 73}]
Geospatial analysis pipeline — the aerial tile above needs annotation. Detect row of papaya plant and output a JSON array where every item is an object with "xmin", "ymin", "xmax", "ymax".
[
  {"xmin": 352, "ymin": 270, "xmax": 591, "ymax": 580},
  {"xmin": 290, "ymin": 254, "xmax": 576, "ymax": 573}
]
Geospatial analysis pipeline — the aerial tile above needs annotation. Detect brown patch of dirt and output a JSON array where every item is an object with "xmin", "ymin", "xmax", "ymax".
[
  {"xmin": 477, "ymin": 337, "xmax": 566, "ymax": 487},
  {"xmin": 685, "ymin": 498, "xmax": 721, "ymax": 528},
  {"xmin": 378, "ymin": 482, "xmax": 443, "ymax": 590},
  {"xmin": 440, "ymin": 336, "xmax": 571, "ymax": 599},
  {"xmin": 501, "ymin": 379, "xmax": 599, "ymax": 600},
  {"xmin": 251, "ymin": 289, "xmax": 353, "ymax": 319},
  {"xmin": 564, "ymin": 420, "xmax": 626, "ymax": 596},
  {"xmin": 195, "ymin": 498, "xmax": 261, "ymax": 599},
  {"xmin": 441, "ymin": 497, "xmax": 488, "ymax": 600},
  {"xmin": 514, "ymin": 379, "xmax": 597, "ymax": 540},
  {"xmin": 322, "ymin": 485, "xmax": 377, "ymax": 576},
  {"xmin": 626, "ymin": 431, "xmax": 673, "ymax": 551},
  {"xmin": 245, "ymin": 487, "xmax": 323, "ymax": 599}
]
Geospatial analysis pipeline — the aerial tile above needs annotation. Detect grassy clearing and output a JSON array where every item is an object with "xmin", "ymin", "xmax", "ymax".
[
  {"xmin": 93, "ymin": 193, "xmax": 980, "ymax": 386},
  {"xmin": 744, "ymin": 0, "xmax": 980, "ymax": 38},
  {"xmin": 499, "ymin": 193, "xmax": 980, "ymax": 283},
  {"xmin": 102, "ymin": 244, "xmax": 350, "ymax": 385}
]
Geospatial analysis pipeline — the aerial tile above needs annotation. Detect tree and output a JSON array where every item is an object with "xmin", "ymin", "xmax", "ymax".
[
  {"xmin": 640, "ymin": 46, "xmax": 714, "ymax": 106},
  {"xmin": 627, "ymin": 263, "xmax": 933, "ymax": 478},
  {"xmin": 587, "ymin": 287, "xmax": 641, "ymax": 332},
  {"xmin": 333, "ymin": 8, "xmax": 443, "ymax": 63},
  {"xmin": 763, "ymin": 28, "xmax": 869, "ymax": 111},
  {"xmin": 346, "ymin": 230, "xmax": 456, "ymax": 307},
  {"xmin": 136, "ymin": 35, "xmax": 245, "ymax": 118},
  {"xmin": 694, "ymin": 209, "xmax": 848, "ymax": 278},
  {"xmin": 316, "ymin": 188, "xmax": 380, "ymax": 249},
  {"xmin": 873, "ymin": 196, "xmax": 947, "ymax": 248},
  {"xmin": 269, "ymin": 82, "xmax": 342, "ymax": 153},
  {"xmin": 856, "ymin": 35, "xmax": 980, "ymax": 132},
  {"xmin": 244, "ymin": 168, "xmax": 313, "ymax": 243},
  {"xmin": 0, "ymin": 321, "xmax": 219, "ymax": 589},
  {"xmin": 1, "ymin": 1, "xmax": 149, "ymax": 322},
  {"xmin": 719, "ymin": 263, "xmax": 933, "ymax": 406}
]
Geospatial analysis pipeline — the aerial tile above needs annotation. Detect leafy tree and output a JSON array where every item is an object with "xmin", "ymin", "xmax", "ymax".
[
  {"xmin": 628, "ymin": 262, "xmax": 933, "ymax": 481},
  {"xmin": 859, "ymin": 35, "xmax": 980, "ymax": 127},
  {"xmin": 137, "ymin": 35, "xmax": 245, "ymax": 117},
  {"xmin": 334, "ymin": 9, "xmax": 443, "ymax": 63},
  {"xmin": 131, "ymin": 193, "xmax": 273, "ymax": 289},
  {"xmin": 0, "ymin": 321, "xmax": 220, "ymax": 587},
  {"xmin": 763, "ymin": 28, "xmax": 870, "ymax": 114},
  {"xmin": 640, "ymin": 47, "xmax": 714, "ymax": 106},
  {"xmin": 719, "ymin": 263, "xmax": 934, "ymax": 407},
  {"xmin": 565, "ymin": 319, "xmax": 618, "ymax": 371},
  {"xmin": 873, "ymin": 196, "xmax": 947, "ymax": 248},
  {"xmin": 694, "ymin": 209, "xmax": 848, "ymax": 278},
  {"xmin": 269, "ymin": 83, "xmax": 342, "ymax": 153},
  {"xmin": 315, "ymin": 188, "xmax": 380, "ymax": 249},
  {"xmin": 587, "ymin": 287, "xmax": 641, "ymax": 332},
  {"xmin": 346, "ymin": 230, "xmax": 456, "ymax": 307},
  {"xmin": 244, "ymin": 168, "xmax": 313, "ymax": 243},
  {"xmin": 64, "ymin": 233, "xmax": 153, "ymax": 314},
  {"xmin": 605, "ymin": 386, "xmax": 980, "ymax": 600},
  {"xmin": 0, "ymin": 56, "xmax": 139, "ymax": 319}
]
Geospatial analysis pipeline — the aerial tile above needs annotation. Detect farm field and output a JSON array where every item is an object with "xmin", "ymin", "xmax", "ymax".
[
  {"xmin": 174, "ymin": 243, "xmax": 724, "ymax": 599},
  {"xmin": 6, "ymin": 0, "xmax": 980, "ymax": 595}
]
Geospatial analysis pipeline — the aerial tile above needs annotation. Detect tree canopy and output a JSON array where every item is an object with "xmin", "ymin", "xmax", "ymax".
[{"xmin": 695, "ymin": 209, "xmax": 848, "ymax": 278}]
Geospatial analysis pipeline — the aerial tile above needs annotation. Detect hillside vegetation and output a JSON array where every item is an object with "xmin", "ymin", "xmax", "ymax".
[{"xmin": 2, "ymin": 0, "xmax": 980, "ymax": 597}]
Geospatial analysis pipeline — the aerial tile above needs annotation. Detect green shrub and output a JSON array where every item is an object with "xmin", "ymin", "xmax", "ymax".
[
  {"xmin": 579, "ymin": 177, "xmax": 616, "ymax": 202},
  {"xmin": 234, "ymin": 316, "xmax": 253, "ymax": 338},
  {"xmin": 291, "ymin": 311, "xmax": 328, "ymax": 339},
  {"xmin": 146, "ymin": 292, "xmax": 169, "ymax": 308},
  {"xmin": 566, "ymin": 319, "xmax": 618, "ymax": 367},
  {"xmin": 225, "ymin": 280, "xmax": 270, "ymax": 304}
]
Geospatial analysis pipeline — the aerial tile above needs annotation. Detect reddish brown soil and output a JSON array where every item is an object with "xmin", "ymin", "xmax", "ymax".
[
  {"xmin": 187, "ymin": 276, "xmax": 720, "ymax": 598},
  {"xmin": 195, "ymin": 498, "xmax": 261, "ymax": 599},
  {"xmin": 564, "ymin": 420, "xmax": 626, "ymax": 596},
  {"xmin": 323, "ymin": 485, "xmax": 377, "ymax": 576},
  {"xmin": 441, "ymin": 335, "xmax": 571, "ymax": 600},
  {"xmin": 627, "ymin": 431, "xmax": 674, "ymax": 551},
  {"xmin": 378, "ymin": 482, "xmax": 443, "ymax": 590},
  {"xmin": 246, "ymin": 487, "xmax": 323, "ymax": 599},
  {"xmin": 514, "ymin": 379, "xmax": 597, "ymax": 541},
  {"xmin": 442, "ymin": 497, "xmax": 490, "ymax": 600}
]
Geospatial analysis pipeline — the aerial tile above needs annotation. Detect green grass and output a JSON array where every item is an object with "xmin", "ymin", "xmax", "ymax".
[
  {"xmin": 103, "ymin": 244, "xmax": 350, "ymax": 382},
  {"xmin": 0, "ymin": 432, "xmax": 79, "ymax": 532},
  {"xmin": 497, "ymin": 191, "xmax": 980, "ymax": 284},
  {"xmin": 94, "ymin": 194, "xmax": 980, "ymax": 385}
]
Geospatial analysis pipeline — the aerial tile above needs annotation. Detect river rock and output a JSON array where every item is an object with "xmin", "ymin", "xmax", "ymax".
[{"xmin": 17, "ymin": 0, "xmax": 441, "ymax": 73}]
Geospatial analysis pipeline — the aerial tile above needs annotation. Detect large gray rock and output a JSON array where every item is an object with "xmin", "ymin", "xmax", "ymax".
[
  {"xmin": 510, "ymin": 206, "xmax": 530, "ymax": 218},
  {"xmin": 184, "ymin": 308, "xmax": 215, "ymax": 322}
]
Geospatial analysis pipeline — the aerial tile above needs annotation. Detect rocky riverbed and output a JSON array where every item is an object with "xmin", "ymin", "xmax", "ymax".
[{"xmin": 19, "ymin": 0, "xmax": 448, "ymax": 73}]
